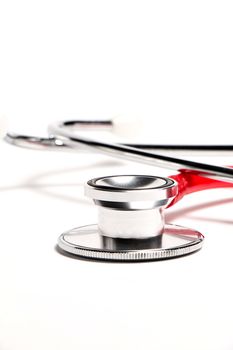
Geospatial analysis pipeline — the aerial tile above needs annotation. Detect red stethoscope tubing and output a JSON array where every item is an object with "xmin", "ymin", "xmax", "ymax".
[{"xmin": 168, "ymin": 169, "xmax": 233, "ymax": 207}]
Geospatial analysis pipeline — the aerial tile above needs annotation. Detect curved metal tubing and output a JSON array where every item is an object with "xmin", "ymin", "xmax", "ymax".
[
  {"xmin": 5, "ymin": 119, "xmax": 233, "ymax": 183},
  {"xmin": 5, "ymin": 119, "xmax": 233, "ymax": 154}
]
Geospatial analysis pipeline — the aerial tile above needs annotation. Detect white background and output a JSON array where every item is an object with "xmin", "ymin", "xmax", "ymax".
[{"xmin": 1, "ymin": 1, "xmax": 233, "ymax": 349}]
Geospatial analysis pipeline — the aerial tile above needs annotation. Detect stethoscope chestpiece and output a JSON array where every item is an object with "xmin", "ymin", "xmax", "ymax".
[{"xmin": 58, "ymin": 175, "xmax": 204, "ymax": 262}]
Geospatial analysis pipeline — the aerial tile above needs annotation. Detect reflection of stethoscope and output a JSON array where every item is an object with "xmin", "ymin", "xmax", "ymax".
[{"xmin": 5, "ymin": 119, "xmax": 233, "ymax": 262}]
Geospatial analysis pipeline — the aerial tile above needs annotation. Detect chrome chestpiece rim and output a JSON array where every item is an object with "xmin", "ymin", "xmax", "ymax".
[{"xmin": 58, "ymin": 175, "xmax": 204, "ymax": 262}]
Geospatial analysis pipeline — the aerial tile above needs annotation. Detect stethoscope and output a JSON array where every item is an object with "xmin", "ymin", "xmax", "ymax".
[{"xmin": 4, "ymin": 118, "xmax": 233, "ymax": 262}]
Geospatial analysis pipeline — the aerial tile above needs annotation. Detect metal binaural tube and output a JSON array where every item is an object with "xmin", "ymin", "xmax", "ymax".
[
  {"xmin": 5, "ymin": 119, "xmax": 233, "ymax": 183},
  {"xmin": 5, "ymin": 119, "xmax": 233, "ymax": 155},
  {"xmin": 49, "ymin": 120, "xmax": 233, "ymax": 184}
]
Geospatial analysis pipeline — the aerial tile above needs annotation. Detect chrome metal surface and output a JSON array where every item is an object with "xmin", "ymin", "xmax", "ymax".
[
  {"xmin": 85, "ymin": 175, "xmax": 177, "ymax": 204},
  {"xmin": 58, "ymin": 224, "xmax": 204, "ymax": 261},
  {"xmin": 5, "ymin": 119, "xmax": 233, "ymax": 183},
  {"xmin": 6, "ymin": 120, "xmax": 233, "ymax": 154},
  {"xmin": 5, "ymin": 120, "xmax": 112, "ymax": 151},
  {"xmin": 4, "ymin": 133, "xmax": 67, "ymax": 151},
  {"xmin": 6, "ymin": 132, "xmax": 233, "ymax": 155},
  {"xmin": 85, "ymin": 175, "xmax": 177, "ymax": 239},
  {"xmin": 50, "ymin": 120, "xmax": 233, "ymax": 183}
]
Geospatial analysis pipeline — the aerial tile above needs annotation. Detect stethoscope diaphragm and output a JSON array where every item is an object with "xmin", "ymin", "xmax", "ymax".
[{"xmin": 58, "ymin": 224, "xmax": 204, "ymax": 261}]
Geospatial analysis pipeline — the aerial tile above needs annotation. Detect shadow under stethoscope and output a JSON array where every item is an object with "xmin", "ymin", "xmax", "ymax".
[
  {"xmin": 0, "ymin": 160, "xmax": 121, "ymax": 206},
  {"xmin": 166, "ymin": 196, "xmax": 233, "ymax": 225}
]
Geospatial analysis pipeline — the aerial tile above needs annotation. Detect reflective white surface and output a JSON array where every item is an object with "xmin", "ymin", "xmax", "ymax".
[{"xmin": 1, "ymin": 1, "xmax": 233, "ymax": 349}]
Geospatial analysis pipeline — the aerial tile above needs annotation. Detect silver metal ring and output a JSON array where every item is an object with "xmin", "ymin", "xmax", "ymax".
[
  {"xmin": 86, "ymin": 175, "xmax": 177, "ymax": 203},
  {"xmin": 58, "ymin": 224, "xmax": 204, "ymax": 262}
]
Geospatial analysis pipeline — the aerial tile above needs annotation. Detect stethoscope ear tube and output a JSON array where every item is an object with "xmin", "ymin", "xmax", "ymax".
[
  {"xmin": 47, "ymin": 120, "xmax": 233, "ymax": 184},
  {"xmin": 5, "ymin": 119, "xmax": 233, "ymax": 183}
]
